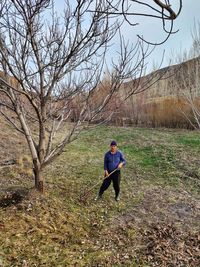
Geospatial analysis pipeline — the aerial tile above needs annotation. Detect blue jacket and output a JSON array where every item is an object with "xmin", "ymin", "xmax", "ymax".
[{"xmin": 104, "ymin": 150, "xmax": 126, "ymax": 173}]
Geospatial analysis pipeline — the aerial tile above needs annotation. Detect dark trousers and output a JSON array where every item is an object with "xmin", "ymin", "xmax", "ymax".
[{"xmin": 99, "ymin": 170, "xmax": 121, "ymax": 198}]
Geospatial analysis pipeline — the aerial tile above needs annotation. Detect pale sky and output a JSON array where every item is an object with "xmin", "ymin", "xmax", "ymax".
[
  {"xmin": 110, "ymin": 1, "xmax": 200, "ymax": 72},
  {"xmin": 130, "ymin": 1, "xmax": 200, "ymax": 71},
  {"xmin": 145, "ymin": 1, "xmax": 200, "ymax": 70},
  {"xmin": 55, "ymin": 1, "xmax": 200, "ymax": 73}
]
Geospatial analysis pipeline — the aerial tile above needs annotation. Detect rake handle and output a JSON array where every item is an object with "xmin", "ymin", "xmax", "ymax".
[{"xmin": 80, "ymin": 168, "xmax": 119, "ymax": 201}]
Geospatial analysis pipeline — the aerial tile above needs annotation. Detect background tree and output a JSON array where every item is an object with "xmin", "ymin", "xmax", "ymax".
[
  {"xmin": 174, "ymin": 21, "xmax": 200, "ymax": 129},
  {"xmin": 0, "ymin": 0, "xmax": 182, "ymax": 192}
]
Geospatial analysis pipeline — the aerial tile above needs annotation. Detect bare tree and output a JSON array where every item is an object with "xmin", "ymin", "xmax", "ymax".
[
  {"xmin": 0, "ymin": 0, "xmax": 182, "ymax": 192},
  {"xmin": 174, "ymin": 22, "xmax": 200, "ymax": 130},
  {"xmin": 177, "ymin": 58, "xmax": 200, "ymax": 130}
]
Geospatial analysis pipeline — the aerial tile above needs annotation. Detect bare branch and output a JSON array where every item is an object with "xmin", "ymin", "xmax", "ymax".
[
  {"xmin": 0, "ymin": 109, "xmax": 25, "ymax": 134},
  {"xmin": 0, "ymin": 0, "xmax": 183, "ymax": 191}
]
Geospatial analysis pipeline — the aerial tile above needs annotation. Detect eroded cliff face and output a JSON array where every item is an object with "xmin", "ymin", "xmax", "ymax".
[{"xmin": 113, "ymin": 56, "xmax": 200, "ymax": 128}]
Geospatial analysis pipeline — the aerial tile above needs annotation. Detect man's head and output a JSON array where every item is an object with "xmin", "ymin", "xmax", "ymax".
[{"xmin": 110, "ymin": 140, "xmax": 117, "ymax": 153}]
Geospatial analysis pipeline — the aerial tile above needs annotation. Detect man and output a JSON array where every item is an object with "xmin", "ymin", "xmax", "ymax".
[{"xmin": 96, "ymin": 140, "xmax": 126, "ymax": 201}]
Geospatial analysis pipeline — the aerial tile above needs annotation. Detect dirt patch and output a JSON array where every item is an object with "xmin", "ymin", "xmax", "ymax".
[
  {"xmin": 0, "ymin": 189, "xmax": 29, "ymax": 208},
  {"xmin": 0, "ymin": 192, "xmax": 23, "ymax": 208},
  {"xmin": 120, "ymin": 186, "xmax": 200, "ymax": 230}
]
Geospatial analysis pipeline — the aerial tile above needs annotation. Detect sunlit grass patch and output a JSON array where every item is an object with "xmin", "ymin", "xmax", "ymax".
[{"xmin": 176, "ymin": 135, "xmax": 200, "ymax": 148}]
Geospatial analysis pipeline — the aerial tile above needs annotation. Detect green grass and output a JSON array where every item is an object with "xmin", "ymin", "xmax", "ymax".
[
  {"xmin": 0, "ymin": 126, "xmax": 200, "ymax": 266},
  {"xmin": 176, "ymin": 134, "xmax": 200, "ymax": 147}
]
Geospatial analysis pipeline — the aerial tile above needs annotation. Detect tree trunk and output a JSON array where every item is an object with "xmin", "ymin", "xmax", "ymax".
[{"xmin": 33, "ymin": 159, "xmax": 44, "ymax": 193}]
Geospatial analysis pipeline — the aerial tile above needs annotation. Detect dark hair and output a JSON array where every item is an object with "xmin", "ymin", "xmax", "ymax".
[{"xmin": 110, "ymin": 140, "xmax": 117, "ymax": 146}]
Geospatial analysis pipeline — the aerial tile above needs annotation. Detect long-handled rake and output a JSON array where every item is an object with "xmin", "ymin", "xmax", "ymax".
[{"xmin": 79, "ymin": 168, "xmax": 118, "ymax": 203}]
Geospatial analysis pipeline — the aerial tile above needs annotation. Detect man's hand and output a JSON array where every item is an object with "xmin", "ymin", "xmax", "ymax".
[
  {"xmin": 118, "ymin": 163, "xmax": 123, "ymax": 169},
  {"xmin": 104, "ymin": 170, "xmax": 109, "ymax": 177}
]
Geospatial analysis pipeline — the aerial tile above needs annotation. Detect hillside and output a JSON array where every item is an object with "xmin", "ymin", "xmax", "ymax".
[
  {"xmin": 0, "ymin": 122, "xmax": 200, "ymax": 266},
  {"xmin": 114, "ymin": 56, "xmax": 200, "ymax": 128}
]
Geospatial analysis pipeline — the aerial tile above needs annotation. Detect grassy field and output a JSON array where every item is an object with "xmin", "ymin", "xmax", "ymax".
[{"xmin": 0, "ymin": 124, "xmax": 200, "ymax": 266}]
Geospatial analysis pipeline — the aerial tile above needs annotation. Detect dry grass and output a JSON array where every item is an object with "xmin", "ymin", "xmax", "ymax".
[{"xmin": 0, "ymin": 124, "xmax": 200, "ymax": 266}]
